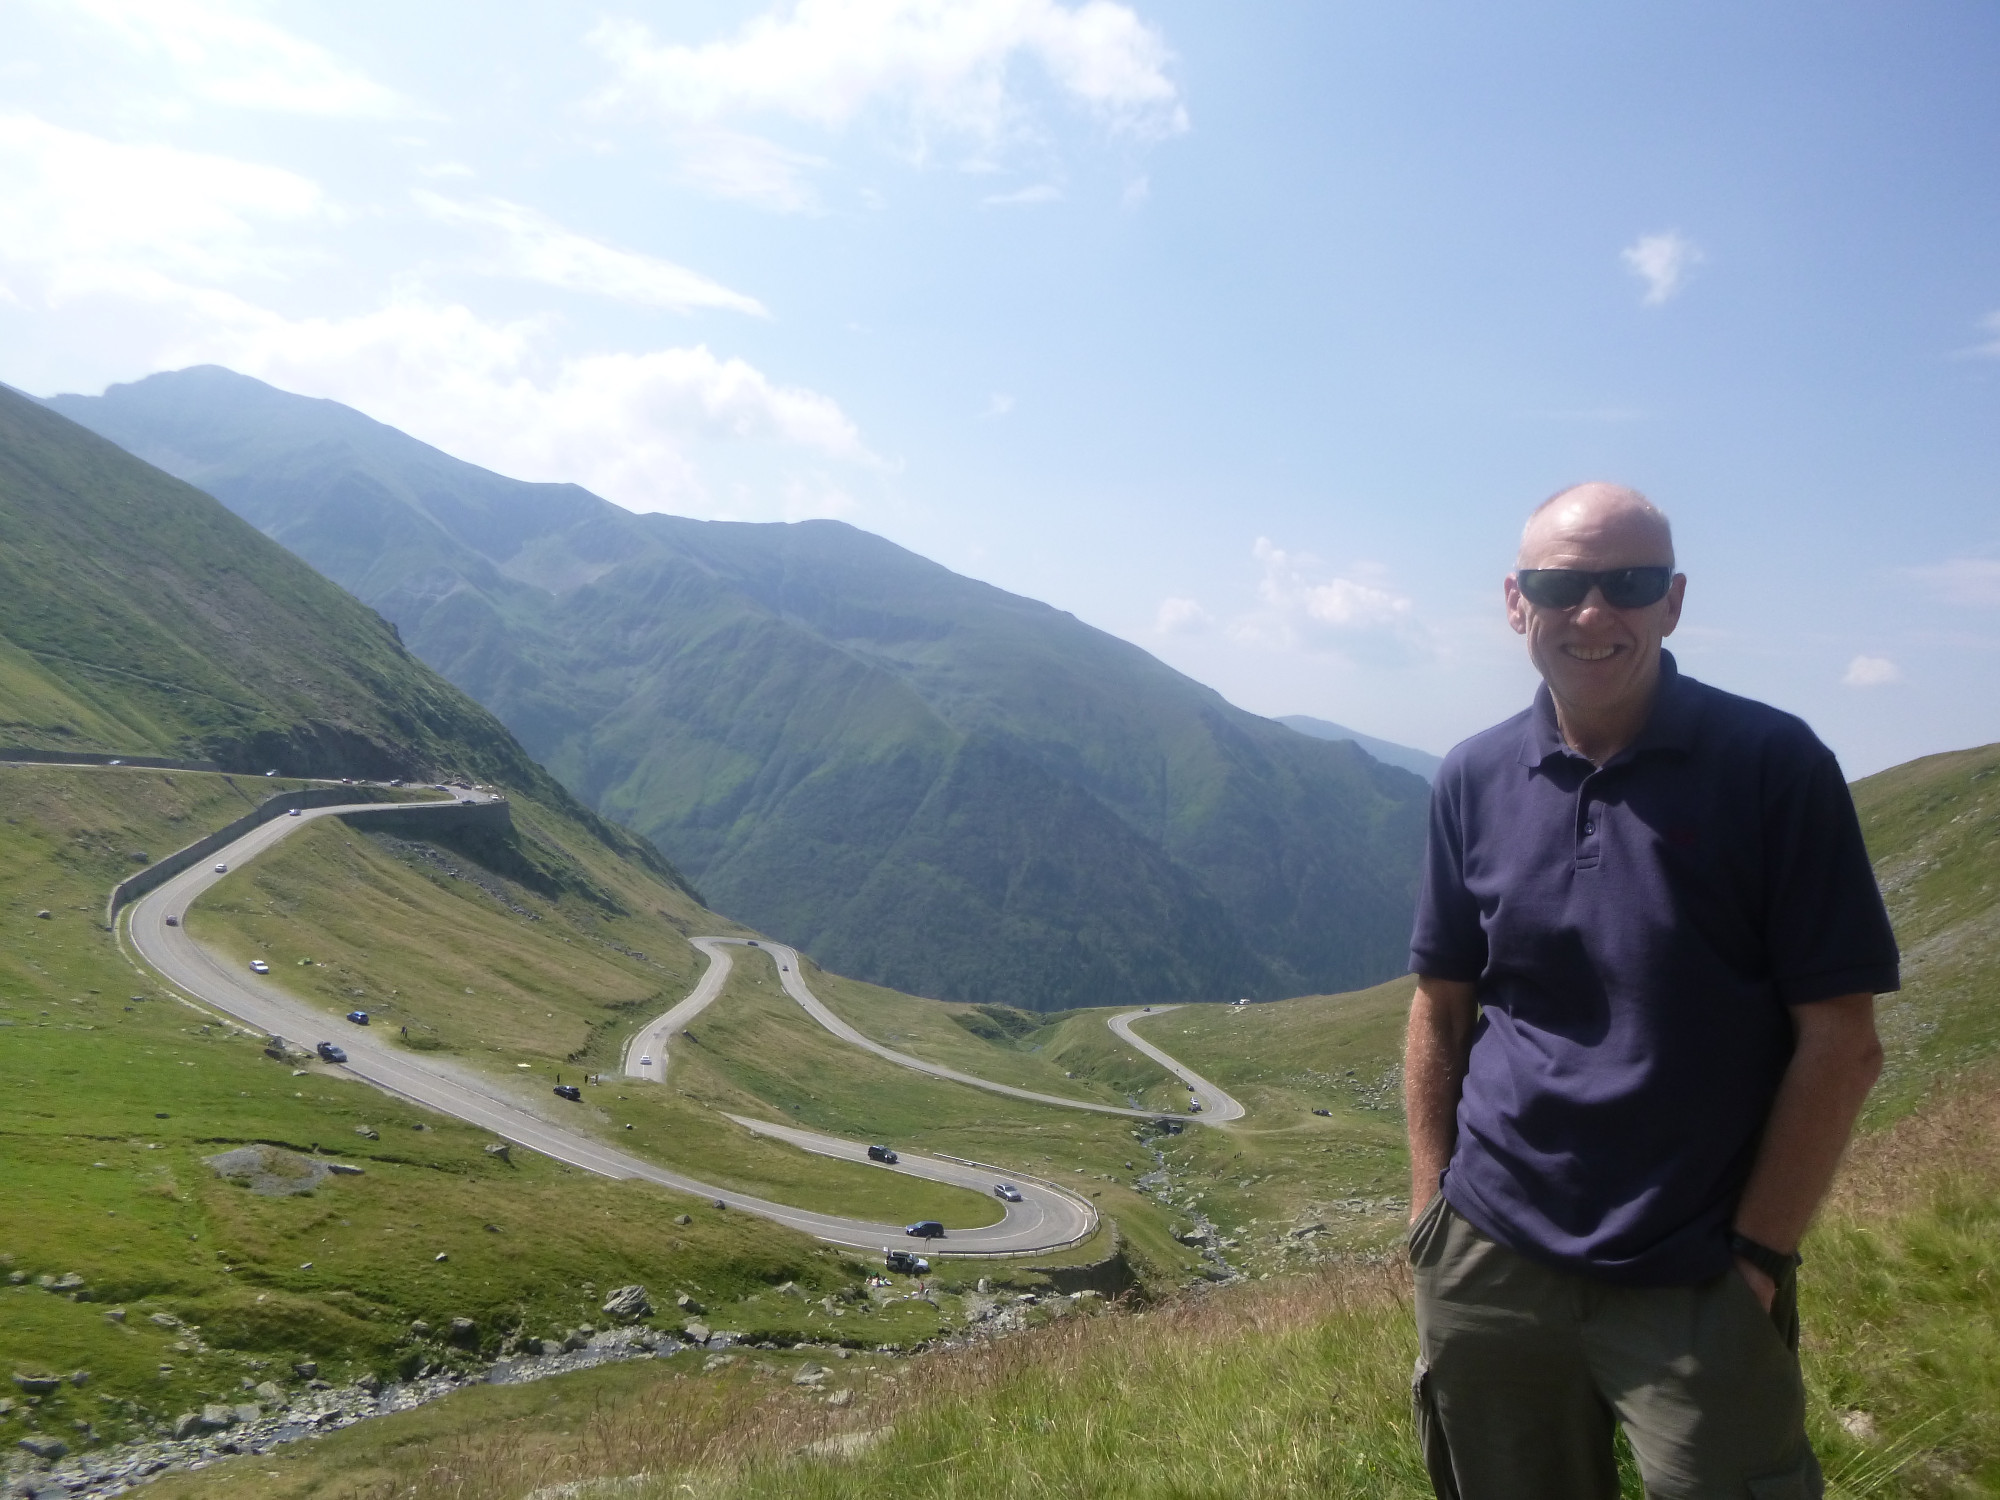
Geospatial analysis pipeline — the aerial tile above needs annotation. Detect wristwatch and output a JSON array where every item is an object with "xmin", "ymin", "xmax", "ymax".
[{"xmin": 1728, "ymin": 1231, "xmax": 1802, "ymax": 1281}]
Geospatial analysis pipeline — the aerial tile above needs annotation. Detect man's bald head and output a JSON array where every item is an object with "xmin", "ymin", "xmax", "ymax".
[{"xmin": 1519, "ymin": 483, "xmax": 1674, "ymax": 570}]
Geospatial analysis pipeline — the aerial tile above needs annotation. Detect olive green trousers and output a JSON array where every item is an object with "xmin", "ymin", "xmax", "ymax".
[{"xmin": 1409, "ymin": 1193, "xmax": 1822, "ymax": 1500}]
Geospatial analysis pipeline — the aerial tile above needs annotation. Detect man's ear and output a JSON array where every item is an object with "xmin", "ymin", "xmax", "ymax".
[
  {"xmin": 1503, "ymin": 575, "xmax": 1529, "ymax": 636},
  {"xmin": 1660, "ymin": 573, "xmax": 1687, "ymax": 637}
]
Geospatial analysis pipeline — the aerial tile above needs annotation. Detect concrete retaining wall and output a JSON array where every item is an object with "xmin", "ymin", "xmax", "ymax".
[
  {"xmin": 1022, "ymin": 1228, "xmax": 1137, "ymax": 1298},
  {"xmin": 337, "ymin": 799, "xmax": 512, "ymax": 839},
  {"xmin": 106, "ymin": 787, "xmax": 401, "ymax": 925}
]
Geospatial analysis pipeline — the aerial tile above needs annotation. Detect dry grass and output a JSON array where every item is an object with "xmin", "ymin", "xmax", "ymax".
[{"xmin": 1824, "ymin": 1063, "xmax": 2000, "ymax": 1223}]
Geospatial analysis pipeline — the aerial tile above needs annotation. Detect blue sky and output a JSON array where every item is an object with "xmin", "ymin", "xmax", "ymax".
[{"xmin": 3, "ymin": 1, "xmax": 1996, "ymax": 774}]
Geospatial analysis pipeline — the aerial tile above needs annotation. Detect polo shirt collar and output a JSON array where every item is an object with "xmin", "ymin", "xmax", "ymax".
[{"xmin": 1518, "ymin": 650, "xmax": 1701, "ymax": 769}]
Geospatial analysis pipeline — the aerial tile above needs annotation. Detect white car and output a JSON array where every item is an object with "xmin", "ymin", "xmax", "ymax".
[
  {"xmin": 213, "ymin": 863, "xmax": 227, "ymax": 873},
  {"xmin": 249, "ymin": 960, "xmax": 269, "ymax": 974},
  {"xmin": 639, "ymin": 1055, "xmax": 654, "ymax": 1067}
]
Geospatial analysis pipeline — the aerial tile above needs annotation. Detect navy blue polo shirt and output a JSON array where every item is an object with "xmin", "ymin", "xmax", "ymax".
[{"xmin": 1410, "ymin": 652, "xmax": 1899, "ymax": 1286}]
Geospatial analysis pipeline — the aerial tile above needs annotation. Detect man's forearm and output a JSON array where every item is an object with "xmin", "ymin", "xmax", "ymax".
[
  {"xmin": 1734, "ymin": 992, "xmax": 1883, "ymax": 1258},
  {"xmin": 1405, "ymin": 976, "xmax": 1478, "ymax": 1220}
]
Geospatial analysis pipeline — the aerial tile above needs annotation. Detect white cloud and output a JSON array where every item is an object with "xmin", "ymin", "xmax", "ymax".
[
  {"xmin": 159, "ymin": 297, "xmax": 879, "ymax": 516},
  {"xmin": 589, "ymin": 1, "xmax": 1184, "ymax": 136},
  {"xmin": 413, "ymin": 193, "xmax": 767, "ymax": 316},
  {"xmin": 1621, "ymin": 231, "xmax": 1703, "ymax": 306},
  {"xmin": 587, "ymin": 1, "xmax": 1185, "ymax": 206},
  {"xmin": 0, "ymin": 113, "xmax": 329, "ymax": 292},
  {"xmin": 667, "ymin": 128, "xmax": 829, "ymax": 214},
  {"xmin": 1232, "ymin": 538, "xmax": 1430, "ymax": 664},
  {"xmin": 1120, "ymin": 174, "xmax": 1150, "ymax": 208},
  {"xmin": 57, "ymin": 0, "xmax": 410, "ymax": 117},
  {"xmin": 1904, "ymin": 557, "xmax": 2000, "ymax": 608},
  {"xmin": 981, "ymin": 392, "xmax": 1015, "ymax": 418},
  {"xmin": 1154, "ymin": 596, "xmax": 1212, "ymax": 635},
  {"xmin": 1842, "ymin": 654, "xmax": 1902, "ymax": 688}
]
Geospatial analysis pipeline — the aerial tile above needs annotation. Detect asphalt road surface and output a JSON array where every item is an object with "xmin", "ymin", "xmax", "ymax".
[
  {"xmin": 619, "ymin": 935, "xmax": 737, "ymax": 1085},
  {"xmin": 1107, "ymin": 1007, "xmax": 1248, "ymax": 1123},
  {"xmin": 121, "ymin": 800, "xmax": 1092, "ymax": 1255},
  {"xmin": 639, "ymin": 937, "xmax": 1232, "ymax": 1124}
]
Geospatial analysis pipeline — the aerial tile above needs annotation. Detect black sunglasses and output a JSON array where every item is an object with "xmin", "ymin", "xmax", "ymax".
[{"xmin": 1516, "ymin": 566, "xmax": 1673, "ymax": 611}]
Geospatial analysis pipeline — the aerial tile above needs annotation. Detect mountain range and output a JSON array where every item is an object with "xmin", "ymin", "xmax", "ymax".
[{"xmin": 45, "ymin": 367, "xmax": 1430, "ymax": 1010}]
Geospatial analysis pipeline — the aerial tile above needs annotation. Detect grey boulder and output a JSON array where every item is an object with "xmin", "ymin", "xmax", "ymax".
[{"xmin": 602, "ymin": 1285, "xmax": 652, "ymax": 1322}]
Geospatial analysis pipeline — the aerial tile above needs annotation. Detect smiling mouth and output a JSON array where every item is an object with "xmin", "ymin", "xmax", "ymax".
[{"xmin": 1564, "ymin": 644, "xmax": 1621, "ymax": 661}]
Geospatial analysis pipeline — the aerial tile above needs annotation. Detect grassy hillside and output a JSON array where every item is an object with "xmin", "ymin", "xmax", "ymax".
[
  {"xmin": 1851, "ymin": 741, "xmax": 2000, "ymax": 1120},
  {"xmin": 0, "ymin": 765, "xmax": 971, "ymax": 1465},
  {"xmin": 50, "ymin": 366, "xmax": 1430, "ymax": 1010}
]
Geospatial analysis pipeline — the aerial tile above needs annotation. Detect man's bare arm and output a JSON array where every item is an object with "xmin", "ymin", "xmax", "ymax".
[
  {"xmin": 1405, "ymin": 976, "xmax": 1479, "ymax": 1221},
  {"xmin": 1732, "ymin": 992, "xmax": 1883, "ymax": 1306}
]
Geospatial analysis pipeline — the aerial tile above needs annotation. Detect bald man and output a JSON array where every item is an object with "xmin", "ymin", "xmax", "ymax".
[{"xmin": 1402, "ymin": 484, "xmax": 1898, "ymax": 1499}]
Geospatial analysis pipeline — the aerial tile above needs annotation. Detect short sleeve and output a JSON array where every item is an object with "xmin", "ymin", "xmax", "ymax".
[
  {"xmin": 1762, "ymin": 742, "xmax": 1900, "ymax": 1004},
  {"xmin": 1409, "ymin": 760, "xmax": 1488, "ymax": 982}
]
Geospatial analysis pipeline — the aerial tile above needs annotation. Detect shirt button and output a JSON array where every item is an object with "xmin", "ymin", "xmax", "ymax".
[{"xmin": 1583, "ymin": 821, "xmax": 1595, "ymax": 835}]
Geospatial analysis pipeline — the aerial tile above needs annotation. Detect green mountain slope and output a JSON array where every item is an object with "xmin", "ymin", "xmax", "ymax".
[
  {"xmin": 0, "ymin": 383, "xmax": 690, "ymax": 896},
  {"xmin": 49, "ymin": 367, "xmax": 1429, "ymax": 1009}
]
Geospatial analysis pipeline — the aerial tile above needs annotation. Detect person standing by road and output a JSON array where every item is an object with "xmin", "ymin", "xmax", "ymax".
[{"xmin": 1403, "ymin": 482, "xmax": 1898, "ymax": 1498}]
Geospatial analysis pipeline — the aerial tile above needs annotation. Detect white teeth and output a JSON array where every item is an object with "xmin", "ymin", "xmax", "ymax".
[{"xmin": 1567, "ymin": 645, "xmax": 1617, "ymax": 661}]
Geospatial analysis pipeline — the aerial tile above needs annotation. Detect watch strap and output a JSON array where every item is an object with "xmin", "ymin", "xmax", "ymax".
[{"xmin": 1729, "ymin": 1231, "xmax": 1802, "ymax": 1281}]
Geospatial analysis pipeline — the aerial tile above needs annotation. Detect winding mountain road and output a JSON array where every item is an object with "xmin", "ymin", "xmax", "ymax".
[
  {"xmin": 120, "ymin": 798, "xmax": 1095, "ymax": 1256},
  {"xmin": 626, "ymin": 937, "xmax": 1245, "ymax": 1125},
  {"xmin": 1108, "ymin": 1007, "xmax": 1248, "ymax": 1123}
]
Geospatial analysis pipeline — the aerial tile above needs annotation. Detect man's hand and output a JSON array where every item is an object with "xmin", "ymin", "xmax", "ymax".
[
  {"xmin": 1734, "ymin": 1256, "xmax": 1777, "ymax": 1313},
  {"xmin": 1405, "ymin": 976, "xmax": 1479, "ymax": 1220}
]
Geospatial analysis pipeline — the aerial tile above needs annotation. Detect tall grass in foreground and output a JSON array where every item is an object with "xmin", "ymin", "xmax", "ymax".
[{"xmin": 352, "ymin": 1075, "xmax": 2000, "ymax": 1500}]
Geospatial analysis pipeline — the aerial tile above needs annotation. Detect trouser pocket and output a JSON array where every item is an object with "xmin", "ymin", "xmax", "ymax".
[
  {"xmin": 1411, "ymin": 1358, "xmax": 1461, "ymax": 1500},
  {"xmin": 1406, "ymin": 1188, "xmax": 1451, "ymax": 1267}
]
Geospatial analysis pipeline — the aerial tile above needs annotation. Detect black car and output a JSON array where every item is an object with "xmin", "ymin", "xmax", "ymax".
[
  {"xmin": 884, "ymin": 1249, "xmax": 929, "ymax": 1275},
  {"xmin": 867, "ymin": 1144, "xmax": 899, "ymax": 1164},
  {"xmin": 904, "ymin": 1220, "xmax": 945, "ymax": 1239},
  {"xmin": 346, "ymin": 1010, "xmax": 369, "ymax": 1025},
  {"xmin": 316, "ymin": 1041, "xmax": 347, "ymax": 1064},
  {"xmin": 553, "ymin": 1084, "xmax": 582, "ymax": 1101}
]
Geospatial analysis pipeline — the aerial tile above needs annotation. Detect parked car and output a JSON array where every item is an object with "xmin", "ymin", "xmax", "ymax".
[
  {"xmin": 884, "ymin": 1250, "xmax": 929, "ymax": 1275},
  {"xmin": 1188, "ymin": 1101, "xmax": 1203, "ymax": 1113},
  {"xmin": 553, "ymin": 1084, "xmax": 582, "ymax": 1102},
  {"xmin": 164, "ymin": 915, "xmax": 178, "ymax": 926},
  {"xmin": 993, "ymin": 1183, "xmax": 1023, "ymax": 1202},
  {"xmin": 867, "ymin": 1145, "xmax": 899, "ymax": 1164},
  {"xmin": 213, "ymin": 863, "xmax": 227, "ymax": 873},
  {"xmin": 249, "ymin": 960, "xmax": 269, "ymax": 974},
  {"xmin": 316, "ymin": 1041, "xmax": 346, "ymax": 1063},
  {"xmin": 904, "ymin": 1220, "xmax": 946, "ymax": 1240},
  {"xmin": 1311, "ymin": 1107, "xmax": 1332, "ymax": 1118},
  {"xmin": 346, "ymin": 1010, "xmax": 369, "ymax": 1025}
]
